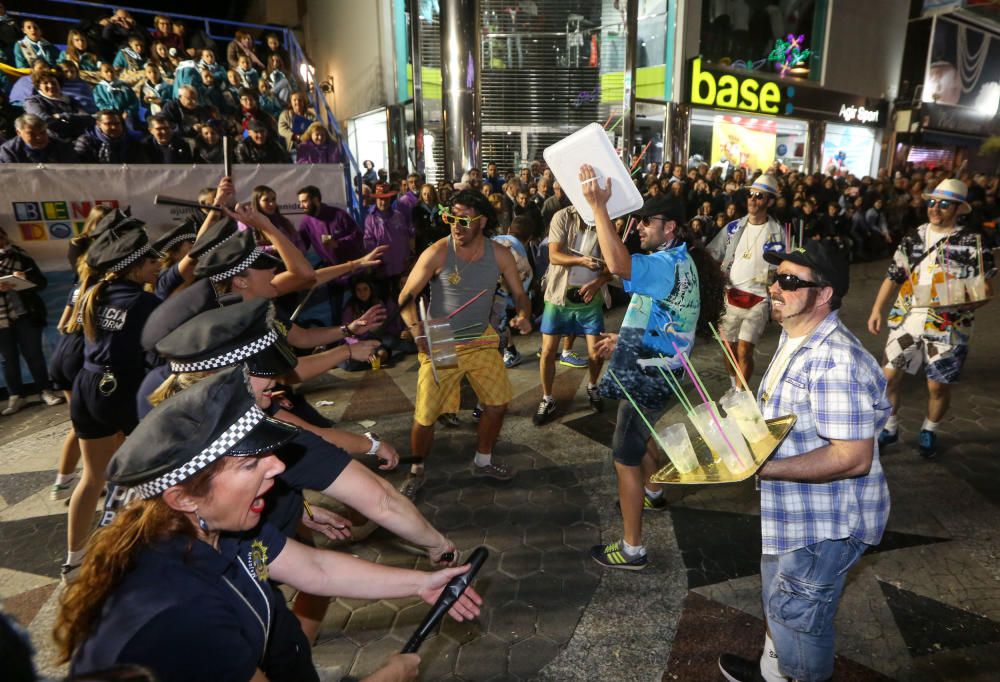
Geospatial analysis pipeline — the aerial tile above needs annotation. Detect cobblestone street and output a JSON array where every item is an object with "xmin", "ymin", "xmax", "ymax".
[{"xmin": 2, "ymin": 260, "xmax": 999, "ymax": 680}]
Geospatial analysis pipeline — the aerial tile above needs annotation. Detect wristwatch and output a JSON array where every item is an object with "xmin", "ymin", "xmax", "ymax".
[{"xmin": 364, "ymin": 431, "xmax": 381, "ymax": 456}]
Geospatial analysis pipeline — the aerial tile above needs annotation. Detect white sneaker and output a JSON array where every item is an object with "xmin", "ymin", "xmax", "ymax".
[
  {"xmin": 41, "ymin": 389, "xmax": 65, "ymax": 406},
  {"xmin": 51, "ymin": 475, "xmax": 79, "ymax": 502},
  {"xmin": 1, "ymin": 395, "xmax": 25, "ymax": 416}
]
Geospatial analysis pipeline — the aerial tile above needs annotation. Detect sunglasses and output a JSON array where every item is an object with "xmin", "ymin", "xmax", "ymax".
[
  {"xmin": 925, "ymin": 199, "xmax": 954, "ymax": 210},
  {"xmin": 640, "ymin": 215, "xmax": 669, "ymax": 226},
  {"xmin": 768, "ymin": 272, "xmax": 826, "ymax": 291},
  {"xmin": 440, "ymin": 211, "xmax": 481, "ymax": 230},
  {"xmin": 748, "ymin": 191, "xmax": 770, "ymax": 201}
]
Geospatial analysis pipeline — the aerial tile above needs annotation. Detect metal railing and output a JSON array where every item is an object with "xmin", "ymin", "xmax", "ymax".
[{"xmin": 10, "ymin": 0, "xmax": 362, "ymax": 220}]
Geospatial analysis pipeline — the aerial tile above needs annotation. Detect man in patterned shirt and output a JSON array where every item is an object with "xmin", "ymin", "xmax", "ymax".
[
  {"xmin": 719, "ymin": 240, "xmax": 891, "ymax": 682},
  {"xmin": 867, "ymin": 179, "xmax": 995, "ymax": 459}
]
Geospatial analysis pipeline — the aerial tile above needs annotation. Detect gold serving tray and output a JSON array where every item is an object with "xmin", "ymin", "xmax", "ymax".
[{"xmin": 650, "ymin": 415, "xmax": 797, "ymax": 485}]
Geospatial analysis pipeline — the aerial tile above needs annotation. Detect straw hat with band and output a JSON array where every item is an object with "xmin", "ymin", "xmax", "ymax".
[
  {"xmin": 107, "ymin": 366, "xmax": 298, "ymax": 499},
  {"xmin": 156, "ymin": 299, "xmax": 297, "ymax": 377},
  {"xmin": 747, "ymin": 174, "xmax": 780, "ymax": 197},
  {"xmin": 193, "ymin": 231, "xmax": 282, "ymax": 283},
  {"xmin": 86, "ymin": 227, "xmax": 158, "ymax": 274},
  {"xmin": 921, "ymin": 178, "xmax": 972, "ymax": 215}
]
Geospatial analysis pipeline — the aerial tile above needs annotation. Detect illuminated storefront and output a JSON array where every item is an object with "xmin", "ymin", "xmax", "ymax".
[{"xmin": 684, "ymin": 58, "xmax": 887, "ymax": 176}]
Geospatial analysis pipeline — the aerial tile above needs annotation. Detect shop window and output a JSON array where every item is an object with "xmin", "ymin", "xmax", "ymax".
[
  {"xmin": 698, "ymin": 0, "xmax": 823, "ymax": 82},
  {"xmin": 689, "ymin": 109, "xmax": 807, "ymax": 174}
]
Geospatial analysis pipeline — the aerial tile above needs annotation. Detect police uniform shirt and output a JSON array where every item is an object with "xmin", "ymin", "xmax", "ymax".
[
  {"xmin": 71, "ymin": 522, "xmax": 318, "ymax": 682},
  {"xmin": 135, "ymin": 363, "xmax": 173, "ymax": 419},
  {"xmin": 81, "ymin": 280, "xmax": 161, "ymax": 376},
  {"xmin": 263, "ymin": 428, "xmax": 352, "ymax": 536},
  {"xmin": 154, "ymin": 262, "xmax": 186, "ymax": 300},
  {"xmin": 49, "ymin": 284, "xmax": 85, "ymax": 390}
]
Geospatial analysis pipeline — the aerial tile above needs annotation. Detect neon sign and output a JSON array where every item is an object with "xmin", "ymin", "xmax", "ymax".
[
  {"xmin": 768, "ymin": 34, "xmax": 811, "ymax": 77},
  {"xmin": 690, "ymin": 58, "xmax": 787, "ymax": 115}
]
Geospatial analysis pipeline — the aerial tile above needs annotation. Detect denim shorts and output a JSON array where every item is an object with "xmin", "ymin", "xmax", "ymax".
[
  {"xmin": 761, "ymin": 537, "xmax": 868, "ymax": 681},
  {"xmin": 611, "ymin": 399, "xmax": 667, "ymax": 466}
]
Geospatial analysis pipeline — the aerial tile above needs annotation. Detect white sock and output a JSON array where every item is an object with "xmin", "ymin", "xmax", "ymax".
[
  {"xmin": 66, "ymin": 548, "xmax": 87, "ymax": 566},
  {"xmin": 922, "ymin": 418, "xmax": 940, "ymax": 432},
  {"xmin": 410, "ymin": 463, "xmax": 425, "ymax": 476},
  {"xmin": 560, "ymin": 350, "xmax": 572, "ymax": 357},
  {"xmin": 55, "ymin": 472, "xmax": 75, "ymax": 485},
  {"xmin": 587, "ymin": 382, "xmax": 597, "ymax": 389},
  {"xmin": 645, "ymin": 487, "xmax": 663, "ymax": 499},
  {"xmin": 474, "ymin": 452, "xmax": 492, "ymax": 467},
  {"xmin": 542, "ymin": 394, "xmax": 554, "ymax": 403},
  {"xmin": 622, "ymin": 540, "xmax": 646, "ymax": 557},
  {"xmin": 759, "ymin": 633, "xmax": 786, "ymax": 681},
  {"xmin": 884, "ymin": 415, "xmax": 898, "ymax": 433}
]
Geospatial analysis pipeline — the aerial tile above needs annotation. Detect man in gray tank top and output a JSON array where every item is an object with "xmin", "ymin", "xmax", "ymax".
[{"xmin": 397, "ymin": 190, "xmax": 533, "ymax": 499}]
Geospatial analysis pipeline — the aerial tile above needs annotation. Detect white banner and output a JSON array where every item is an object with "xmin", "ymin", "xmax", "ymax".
[{"xmin": 0, "ymin": 163, "xmax": 347, "ymax": 270}]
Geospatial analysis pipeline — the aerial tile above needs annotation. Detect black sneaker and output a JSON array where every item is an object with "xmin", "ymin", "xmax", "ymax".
[
  {"xmin": 437, "ymin": 413, "xmax": 460, "ymax": 428},
  {"xmin": 877, "ymin": 428, "xmax": 898, "ymax": 448},
  {"xmin": 589, "ymin": 540, "xmax": 648, "ymax": 570},
  {"xmin": 718, "ymin": 653, "xmax": 766, "ymax": 682},
  {"xmin": 586, "ymin": 385, "xmax": 604, "ymax": 412},
  {"xmin": 470, "ymin": 461, "xmax": 515, "ymax": 481},
  {"xmin": 472, "ymin": 405, "xmax": 483, "ymax": 422},
  {"xmin": 616, "ymin": 492, "xmax": 667, "ymax": 514},
  {"xmin": 533, "ymin": 398, "xmax": 556, "ymax": 426}
]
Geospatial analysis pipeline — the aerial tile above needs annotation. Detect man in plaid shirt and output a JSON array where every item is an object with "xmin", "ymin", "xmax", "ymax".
[{"xmin": 719, "ymin": 241, "xmax": 891, "ymax": 682}]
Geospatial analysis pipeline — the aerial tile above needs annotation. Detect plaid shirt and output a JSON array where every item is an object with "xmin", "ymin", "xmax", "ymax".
[{"xmin": 757, "ymin": 312, "xmax": 891, "ymax": 555}]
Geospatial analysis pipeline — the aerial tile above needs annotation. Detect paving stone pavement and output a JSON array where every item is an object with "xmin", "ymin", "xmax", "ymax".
[{"xmin": 1, "ymin": 260, "xmax": 999, "ymax": 680}]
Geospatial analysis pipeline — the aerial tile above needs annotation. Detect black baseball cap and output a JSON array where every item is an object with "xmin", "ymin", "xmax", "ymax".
[
  {"xmin": 107, "ymin": 366, "xmax": 298, "ymax": 499},
  {"xmin": 635, "ymin": 195, "xmax": 685, "ymax": 224},
  {"xmin": 764, "ymin": 241, "xmax": 849, "ymax": 298}
]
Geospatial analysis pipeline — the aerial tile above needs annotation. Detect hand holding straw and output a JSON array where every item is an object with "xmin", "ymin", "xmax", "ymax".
[
  {"xmin": 670, "ymin": 341, "xmax": 750, "ymax": 470},
  {"xmin": 709, "ymin": 322, "xmax": 752, "ymax": 395},
  {"xmin": 621, "ymin": 216, "xmax": 637, "ymax": 243}
]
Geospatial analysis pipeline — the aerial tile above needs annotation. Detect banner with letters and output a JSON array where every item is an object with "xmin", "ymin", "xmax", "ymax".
[{"xmin": 0, "ymin": 163, "xmax": 347, "ymax": 270}]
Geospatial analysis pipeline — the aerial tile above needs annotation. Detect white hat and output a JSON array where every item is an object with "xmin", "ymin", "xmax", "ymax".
[
  {"xmin": 747, "ymin": 174, "xmax": 779, "ymax": 196},
  {"xmin": 921, "ymin": 178, "xmax": 972, "ymax": 215}
]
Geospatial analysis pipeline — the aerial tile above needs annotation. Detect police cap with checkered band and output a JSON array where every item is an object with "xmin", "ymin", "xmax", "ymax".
[
  {"xmin": 85, "ymin": 225, "xmax": 157, "ymax": 274},
  {"xmin": 155, "ymin": 298, "xmax": 297, "ymax": 377},
  {"xmin": 193, "ymin": 230, "xmax": 282, "ymax": 282},
  {"xmin": 107, "ymin": 366, "xmax": 298, "ymax": 499}
]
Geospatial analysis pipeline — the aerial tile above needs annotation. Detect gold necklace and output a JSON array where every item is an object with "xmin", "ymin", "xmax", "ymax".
[
  {"xmin": 742, "ymin": 223, "xmax": 767, "ymax": 259},
  {"xmin": 447, "ymin": 237, "xmax": 481, "ymax": 285}
]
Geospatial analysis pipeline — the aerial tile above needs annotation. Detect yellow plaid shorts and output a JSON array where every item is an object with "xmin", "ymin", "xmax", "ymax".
[{"xmin": 413, "ymin": 331, "xmax": 513, "ymax": 426}]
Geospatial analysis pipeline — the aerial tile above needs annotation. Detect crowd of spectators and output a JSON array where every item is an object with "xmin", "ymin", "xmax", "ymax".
[{"xmin": 0, "ymin": 7, "xmax": 346, "ymax": 167}]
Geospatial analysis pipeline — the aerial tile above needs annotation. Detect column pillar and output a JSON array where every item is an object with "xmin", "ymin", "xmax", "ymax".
[
  {"xmin": 407, "ymin": 0, "xmax": 425, "ymax": 174},
  {"xmin": 440, "ymin": 0, "xmax": 481, "ymax": 181},
  {"xmin": 621, "ymin": 0, "xmax": 639, "ymax": 162}
]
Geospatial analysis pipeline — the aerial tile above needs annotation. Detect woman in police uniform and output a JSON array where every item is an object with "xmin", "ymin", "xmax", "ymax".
[
  {"xmin": 62, "ymin": 224, "xmax": 162, "ymax": 579},
  {"xmin": 55, "ymin": 368, "xmax": 481, "ymax": 682}
]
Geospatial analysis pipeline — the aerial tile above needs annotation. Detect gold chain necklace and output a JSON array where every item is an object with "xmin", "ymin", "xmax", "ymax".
[
  {"xmin": 447, "ymin": 237, "xmax": 482, "ymax": 285},
  {"xmin": 741, "ymin": 223, "xmax": 767, "ymax": 259}
]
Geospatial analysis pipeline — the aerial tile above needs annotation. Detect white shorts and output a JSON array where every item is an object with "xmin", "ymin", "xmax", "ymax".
[{"xmin": 719, "ymin": 299, "xmax": 769, "ymax": 344}]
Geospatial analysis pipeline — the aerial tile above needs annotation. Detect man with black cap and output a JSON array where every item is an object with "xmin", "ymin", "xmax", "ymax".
[
  {"xmin": 235, "ymin": 118, "xmax": 291, "ymax": 164},
  {"xmin": 708, "ymin": 174, "xmax": 786, "ymax": 385},
  {"xmin": 718, "ymin": 240, "xmax": 891, "ymax": 682},
  {"xmin": 579, "ymin": 165, "xmax": 700, "ymax": 571},
  {"xmin": 396, "ymin": 189, "xmax": 532, "ymax": 499}
]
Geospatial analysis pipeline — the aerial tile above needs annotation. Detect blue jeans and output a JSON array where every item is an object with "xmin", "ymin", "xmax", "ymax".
[{"xmin": 761, "ymin": 537, "xmax": 868, "ymax": 681}]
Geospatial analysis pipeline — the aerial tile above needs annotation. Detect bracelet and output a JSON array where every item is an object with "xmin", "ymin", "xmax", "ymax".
[
  {"xmin": 364, "ymin": 431, "xmax": 381, "ymax": 456},
  {"xmin": 340, "ymin": 324, "xmax": 351, "ymax": 337}
]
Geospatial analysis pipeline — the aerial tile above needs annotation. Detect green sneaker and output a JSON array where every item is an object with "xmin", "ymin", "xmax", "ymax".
[{"xmin": 589, "ymin": 540, "xmax": 648, "ymax": 571}]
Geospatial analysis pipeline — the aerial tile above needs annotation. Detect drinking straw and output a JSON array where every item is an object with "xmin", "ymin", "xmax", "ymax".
[
  {"xmin": 937, "ymin": 245, "xmax": 950, "ymax": 305},
  {"xmin": 621, "ymin": 216, "xmax": 637, "ymax": 243},
  {"xmin": 655, "ymin": 364, "xmax": 695, "ymax": 416},
  {"xmin": 444, "ymin": 289, "xmax": 489, "ymax": 320},
  {"xmin": 671, "ymin": 341, "xmax": 749, "ymax": 469},
  {"xmin": 608, "ymin": 370, "xmax": 668, "ymax": 451},
  {"xmin": 601, "ymin": 113, "xmax": 614, "ymax": 129},
  {"xmin": 977, "ymin": 234, "xmax": 985, "ymax": 279},
  {"xmin": 797, "ymin": 220, "xmax": 803, "ymax": 248},
  {"xmin": 451, "ymin": 322, "xmax": 481, "ymax": 333},
  {"xmin": 629, "ymin": 139, "xmax": 654, "ymax": 172},
  {"xmin": 607, "ymin": 114, "xmax": 624, "ymax": 132},
  {"xmin": 709, "ymin": 322, "xmax": 752, "ymax": 395}
]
